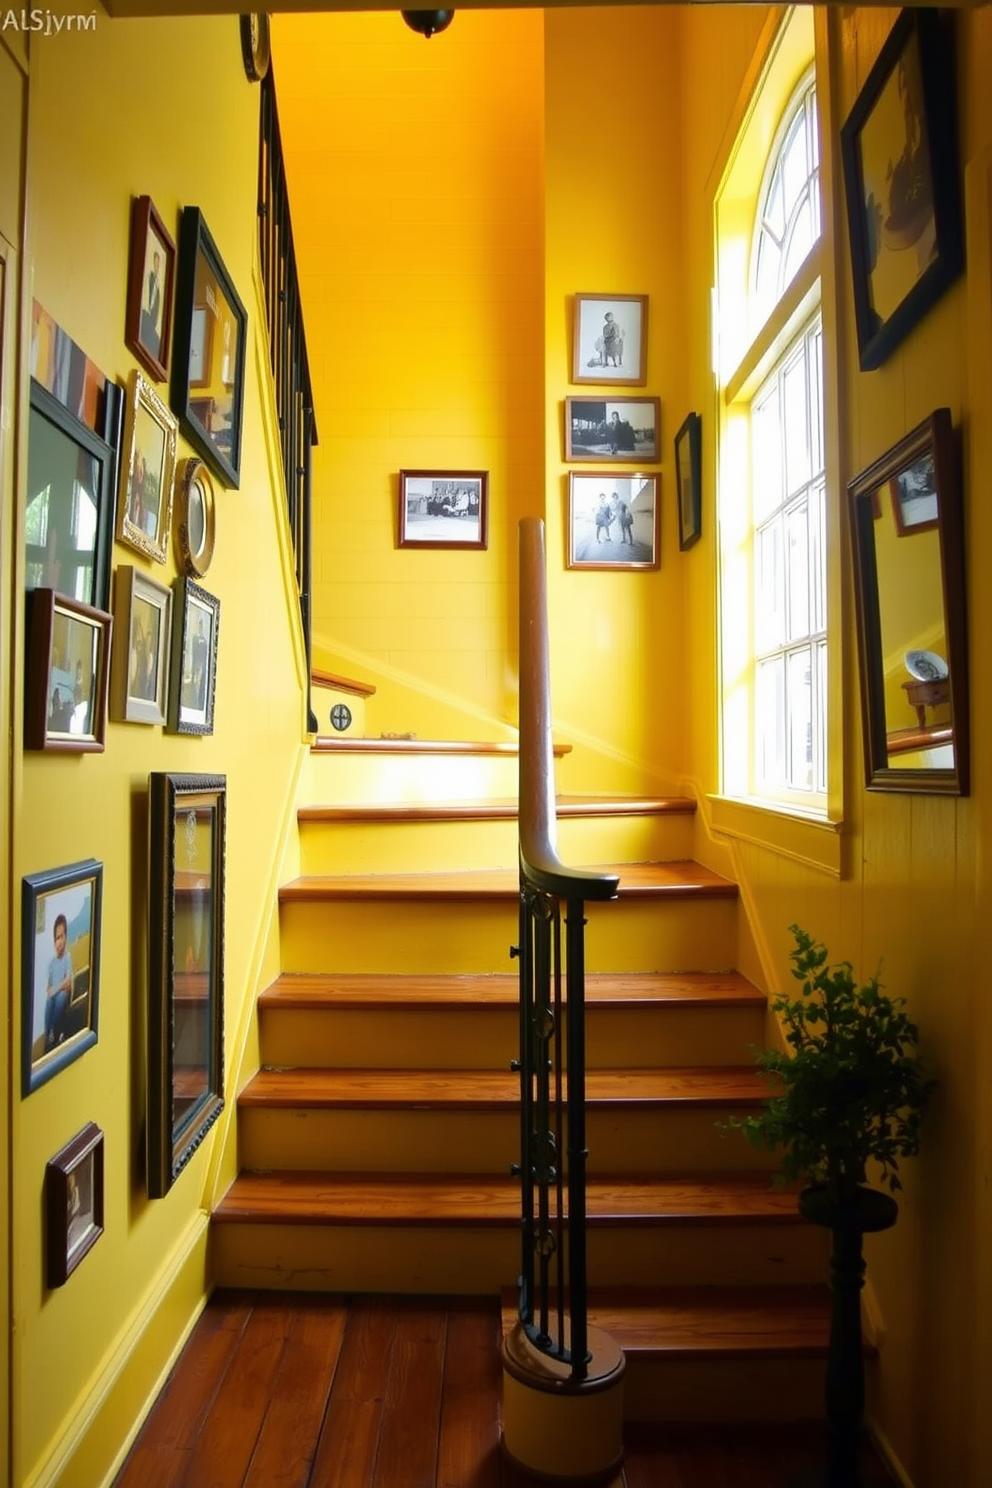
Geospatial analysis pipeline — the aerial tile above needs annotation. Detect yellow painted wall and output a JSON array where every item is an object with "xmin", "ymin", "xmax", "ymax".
[
  {"xmin": 8, "ymin": 15, "xmax": 307, "ymax": 1486},
  {"xmin": 678, "ymin": 7, "xmax": 992, "ymax": 1484},
  {"xmin": 273, "ymin": 9, "xmax": 546, "ymax": 738}
]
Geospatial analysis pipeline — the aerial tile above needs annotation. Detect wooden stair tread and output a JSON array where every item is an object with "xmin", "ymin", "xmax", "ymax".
[
  {"xmin": 298, "ymin": 795, "xmax": 696, "ymax": 824},
  {"xmin": 259, "ymin": 970, "xmax": 764, "ymax": 1011},
  {"xmin": 310, "ymin": 666, "xmax": 376, "ymax": 698},
  {"xmin": 279, "ymin": 860, "xmax": 737, "ymax": 903},
  {"xmin": 310, "ymin": 737, "xmax": 570, "ymax": 757},
  {"xmin": 501, "ymin": 1286, "xmax": 841, "ymax": 1359},
  {"xmin": 240, "ymin": 1065, "xmax": 770, "ymax": 1108},
  {"xmin": 214, "ymin": 1171, "xmax": 805, "ymax": 1226}
]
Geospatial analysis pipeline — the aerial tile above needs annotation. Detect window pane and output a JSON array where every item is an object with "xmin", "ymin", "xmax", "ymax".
[
  {"xmin": 815, "ymin": 638, "xmax": 828, "ymax": 795},
  {"xmin": 783, "ymin": 351, "xmax": 810, "ymax": 495},
  {"xmin": 755, "ymin": 518, "xmax": 784, "ymax": 654},
  {"xmin": 752, "ymin": 388, "xmax": 782, "ymax": 524},
  {"xmin": 787, "ymin": 646, "xmax": 813, "ymax": 790},
  {"xmin": 780, "ymin": 115, "xmax": 809, "ymax": 223},
  {"xmin": 786, "ymin": 497, "xmax": 810, "ymax": 641},
  {"xmin": 783, "ymin": 195, "xmax": 815, "ymax": 283},
  {"xmin": 756, "ymin": 655, "xmax": 786, "ymax": 787}
]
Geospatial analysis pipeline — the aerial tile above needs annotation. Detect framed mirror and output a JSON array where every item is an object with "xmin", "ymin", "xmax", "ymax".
[
  {"xmin": 170, "ymin": 207, "xmax": 247, "ymax": 489},
  {"xmin": 848, "ymin": 408, "xmax": 968, "ymax": 794},
  {"xmin": 147, "ymin": 772, "xmax": 225, "ymax": 1197}
]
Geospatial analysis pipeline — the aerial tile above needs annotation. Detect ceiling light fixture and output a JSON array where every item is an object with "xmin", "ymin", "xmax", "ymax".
[{"xmin": 401, "ymin": 10, "xmax": 454, "ymax": 38}]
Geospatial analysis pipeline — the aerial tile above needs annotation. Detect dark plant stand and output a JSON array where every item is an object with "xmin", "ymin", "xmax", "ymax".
[{"xmin": 793, "ymin": 1184, "xmax": 899, "ymax": 1488}]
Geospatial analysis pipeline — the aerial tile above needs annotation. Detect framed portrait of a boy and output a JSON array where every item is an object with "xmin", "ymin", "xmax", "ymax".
[
  {"xmin": 22, "ymin": 859, "xmax": 103, "ymax": 1095},
  {"xmin": 572, "ymin": 294, "xmax": 647, "ymax": 386},
  {"xmin": 125, "ymin": 195, "xmax": 176, "ymax": 383}
]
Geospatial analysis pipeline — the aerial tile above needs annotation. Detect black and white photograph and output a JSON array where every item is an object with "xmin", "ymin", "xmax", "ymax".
[
  {"xmin": 398, "ymin": 470, "xmax": 488, "ymax": 550},
  {"xmin": 890, "ymin": 448, "xmax": 938, "ymax": 535},
  {"xmin": 567, "ymin": 473, "xmax": 659, "ymax": 570},
  {"xmin": 565, "ymin": 397, "xmax": 660, "ymax": 464},
  {"xmin": 572, "ymin": 293, "xmax": 647, "ymax": 385}
]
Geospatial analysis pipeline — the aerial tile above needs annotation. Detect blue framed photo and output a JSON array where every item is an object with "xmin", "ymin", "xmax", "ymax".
[{"xmin": 22, "ymin": 859, "xmax": 102, "ymax": 1096}]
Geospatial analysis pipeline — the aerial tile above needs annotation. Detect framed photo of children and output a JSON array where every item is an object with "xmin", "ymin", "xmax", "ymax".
[
  {"xmin": 398, "ymin": 470, "xmax": 488, "ymax": 550},
  {"xmin": 674, "ymin": 411, "xmax": 702, "ymax": 550},
  {"xmin": 572, "ymin": 294, "xmax": 647, "ymax": 386},
  {"xmin": 567, "ymin": 473, "xmax": 659, "ymax": 571},
  {"xmin": 167, "ymin": 577, "xmax": 220, "ymax": 735},
  {"xmin": 110, "ymin": 565, "xmax": 173, "ymax": 726},
  {"xmin": 117, "ymin": 368, "xmax": 178, "ymax": 564},
  {"xmin": 23, "ymin": 589, "xmax": 112, "ymax": 753},
  {"xmin": 565, "ymin": 397, "xmax": 660, "ymax": 464},
  {"xmin": 45, "ymin": 1121, "xmax": 105, "ymax": 1288},
  {"xmin": 21, "ymin": 859, "xmax": 103, "ymax": 1096},
  {"xmin": 125, "ymin": 195, "xmax": 176, "ymax": 384}
]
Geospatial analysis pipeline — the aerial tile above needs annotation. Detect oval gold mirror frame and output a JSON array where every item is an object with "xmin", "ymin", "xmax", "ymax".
[{"xmin": 174, "ymin": 457, "xmax": 216, "ymax": 579}]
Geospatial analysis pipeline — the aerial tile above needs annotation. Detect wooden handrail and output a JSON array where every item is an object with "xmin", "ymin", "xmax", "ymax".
[{"xmin": 518, "ymin": 518, "xmax": 618, "ymax": 902}]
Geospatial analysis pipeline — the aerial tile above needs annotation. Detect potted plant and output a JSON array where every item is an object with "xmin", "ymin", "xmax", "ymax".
[{"xmin": 730, "ymin": 924, "xmax": 934, "ymax": 1488}]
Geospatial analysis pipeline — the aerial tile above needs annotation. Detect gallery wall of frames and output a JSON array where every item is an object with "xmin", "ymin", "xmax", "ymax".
[{"xmin": 23, "ymin": 193, "xmax": 243, "ymax": 1287}]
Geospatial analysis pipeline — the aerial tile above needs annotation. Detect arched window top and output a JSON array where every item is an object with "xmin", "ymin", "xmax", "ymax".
[{"xmin": 751, "ymin": 70, "xmax": 820, "ymax": 328}]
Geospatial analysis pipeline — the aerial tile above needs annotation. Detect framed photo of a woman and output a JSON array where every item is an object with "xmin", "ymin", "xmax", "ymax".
[
  {"xmin": 110, "ymin": 565, "xmax": 172, "ymax": 725},
  {"xmin": 117, "ymin": 369, "xmax": 178, "ymax": 564},
  {"xmin": 167, "ymin": 577, "xmax": 220, "ymax": 736},
  {"xmin": 22, "ymin": 860, "xmax": 103, "ymax": 1096},
  {"xmin": 125, "ymin": 196, "xmax": 176, "ymax": 384}
]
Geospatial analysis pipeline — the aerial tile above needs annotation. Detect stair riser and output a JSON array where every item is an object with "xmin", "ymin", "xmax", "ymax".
[
  {"xmin": 304, "ymin": 751, "xmax": 521, "ymax": 804},
  {"xmin": 298, "ymin": 813, "xmax": 695, "ymax": 876},
  {"xmin": 258, "ymin": 1004, "xmax": 766, "ymax": 1070},
  {"xmin": 310, "ymin": 687, "xmax": 366, "ymax": 738},
  {"xmin": 237, "ymin": 1105, "xmax": 776, "ymax": 1175},
  {"xmin": 621, "ymin": 1356, "xmax": 828, "ymax": 1422},
  {"xmin": 278, "ymin": 897, "xmax": 739, "ymax": 976},
  {"xmin": 211, "ymin": 1220, "xmax": 827, "ymax": 1295}
]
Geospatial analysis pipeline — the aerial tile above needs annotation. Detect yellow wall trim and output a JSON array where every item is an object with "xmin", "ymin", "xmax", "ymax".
[
  {"xmin": 22, "ymin": 1213, "xmax": 209, "ymax": 1488},
  {"xmin": 707, "ymin": 793, "xmax": 842, "ymax": 877}
]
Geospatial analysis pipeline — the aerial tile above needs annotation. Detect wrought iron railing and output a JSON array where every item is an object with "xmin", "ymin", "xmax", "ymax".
[
  {"xmin": 513, "ymin": 518, "xmax": 618, "ymax": 1380},
  {"xmin": 258, "ymin": 68, "xmax": 318, "ymax": 732}
]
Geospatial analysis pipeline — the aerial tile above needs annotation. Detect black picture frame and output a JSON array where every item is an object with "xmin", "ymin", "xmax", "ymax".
[
  {"xmin": 26, "ymin": 378, "xmax": 116, "ymax": 613},
  {"xmin": 170, "ymin": 207, "xmax": 247, "ymax": 488},
  {"xmin": 21, "ymin": 859, "xmax": 103, "ymax": 1096},
  {"xmin": 148, "ymin": 773, "xmax": 226, "ymax": 1198},
  {"xmin": 45, "ymin": 1121, "xmax": 105, "ymax": 1288},
  {"xmin": 167, "ymin": 576, "xmax": 220, "ymax": 736},
  {"xmin": 674, "ymin": 412, "xmax": 702, "ymax": 551},
  {"xmin": 839, "ymin": 8, "xmax": 963, "ymax": 372}
]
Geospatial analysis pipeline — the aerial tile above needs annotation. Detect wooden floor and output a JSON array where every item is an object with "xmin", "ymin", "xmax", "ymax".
[{"xmin": 112, "ymin": 1292, "xmax": 898, "ymax": 1488}]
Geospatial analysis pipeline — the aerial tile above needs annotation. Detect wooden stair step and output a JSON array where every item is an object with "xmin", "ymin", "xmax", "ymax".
[
  {"xmin": 214, "ymin": 1171, "xmax": 806, "ymax": 1227},
  {"xmin": 298, "ymin": 795, "xmax": 695, "ymax": 824},
  {"xmin": 258, "ymin": 969, "xmax": 763, "ymax": 1012},
  {"xmin": 310, "ymin": 737, "xmax": 571, "ymax": 756},
  {"xmin": 278, "ymin": 860, "xmax": 737, "ymax": 903},
  {"xmin": 239, "ymin": 1065, "xmax": 769, "ymax": 1109}
]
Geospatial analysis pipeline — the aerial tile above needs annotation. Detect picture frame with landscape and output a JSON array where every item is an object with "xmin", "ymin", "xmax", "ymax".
[
  {"xmin": 21, "ymin": 859, "xmax": 103, "ymax": 1096},
  {"xmin": 117, "ymin": 368, "xmax": 178, "ymax": 564}
]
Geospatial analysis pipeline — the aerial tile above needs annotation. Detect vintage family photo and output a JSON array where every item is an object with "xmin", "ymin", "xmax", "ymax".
[
  {"xmin": 572, "ymin": 294, "xmax": 647, "ymax": 386},
  {"xmin": 568, "ymin": 473, "xmax": 659, "ymax": 569},
  {"xmin": 565, "ymin": 398, "xmax": 660, "ymax": 463},
  {"xmin": 22, "ymin": 859, "xmax": 102, "ymax": 1094},
  {"xmin": 398, "ymin": 470, "xmax": 488, "ymax": 550}
]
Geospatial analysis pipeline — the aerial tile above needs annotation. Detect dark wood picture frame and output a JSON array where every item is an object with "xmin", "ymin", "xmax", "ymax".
[
  {"xmin": 45, "ymin": 1121, "xmax": 105, "ymax": 1288},
  {"xmin": 571, "ymin": 293, "xmax": 648, "ymax": 386},
  {"xmin": 22, "ymin": 859, "xmax": 103, "ymax": 1096},
  {"xmin": 398, "ymin": 470, "xmax": 489, "ymax": 550},
  {"xmin": 125, "ymin": 195, "xmax": 176, "ymax": 383},
  {"xmin": 840, "ymin": 8, "xmax": 963, "ymax": 372},
  {"xmin": 147, "ymin": 773, "xmax": 226, "ymax": 1198},
  {"xmin": 566, "ymin": 472, "xmax": 659, "ymax": 570},
  {"xmin": 675, "ymin": 411, "xmax": 702, "ymax": 550},
  {"xmin": 848, "ymin": 407, "xmax": 968, "ymax": 794},
  {"xmin": 24, "ymin": 589, "xmax": 112, "ymax": 753},
  {"xmin": 26, "ymin": 378, "xmax": 116, "ymax": 613},
  {"xmin": 170, "ymin": 207, "xmax": 248, "ymax": 488},
  {"xmin": 167, "ymin": 576, "xmax": 220, "ymax": 736},
  {"xmin": 110, "ymin": 564, "xmax": 172, "ymax": 726},
  {"xmin": 565, "ymin": 397, "xmax": 660, "ymax": 464}
]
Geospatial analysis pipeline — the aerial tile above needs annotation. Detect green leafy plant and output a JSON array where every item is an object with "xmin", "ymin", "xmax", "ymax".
[{"xmin": 730, "ymin": 924, "xmax": 935, "ymax": 1205}]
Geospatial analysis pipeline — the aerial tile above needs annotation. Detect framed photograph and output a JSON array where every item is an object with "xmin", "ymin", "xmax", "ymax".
[
  {"xmin": 110, "ymin": 565, "xmax": 172, "ymax": 725},
  {"xmin": 117, "ymin": 368, "xmax": 178, "ymax": 564},
  {"xmin": 26, "ymin": 378, "xmax": 116, "ymax": 613},
  {"xmin": 398, "ymin": 470, "xmax": 488, "ymax": 550},
  {"xmin": 45, "ymin": 1122, "xmax": 104, "ymax": 1288},
  {"xmin": 674, "ymin": 412, "xmax": 702, "ymax": 550},
  {"xmin": 572, "ymin": 293, "xmax": 647, "ymax": 386},
  {"xmin": 21, "ymin": 859, "xmax": 102, "ymax": 1096},
  {"xmin": 565, "ymin": 397, "xmax": 660, "ymax": 464},
  {"xmin": 170, "ymin": 207, "xmax": 248, "ymax": 488},
  {"xmin": 24, "ymin": 589, "xmax": 111, "ymax": 752},
  {"xmin": 890, "ymin": 449, "xmax": 939, "ymax": 536},
  {"xmin": 167, "ymin": 577, "xmax": 220, "ymax": 736},
  {"xmin": 124, "ymin": 195, "xmax": 176, "ymax": 384},
  {"xmin": 567, "ymin": 473, "xmax": 659, "ymax": 570},
  {"xmin": 840, "ymin": 8, "xmax": 963, "ymax": 372},
  {"xmin": 148, "ymin": 772, "xmax": 226, "ymax": 1197},
  {"xmin": 173, "ymin": 457, "xmax": 217, "ymax": 578}
]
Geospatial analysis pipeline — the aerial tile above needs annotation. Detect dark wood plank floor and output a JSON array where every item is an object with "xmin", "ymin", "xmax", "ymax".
[{"xmin": 112, "ymin": 1292, "xmax": 898, "ymax": 1488}]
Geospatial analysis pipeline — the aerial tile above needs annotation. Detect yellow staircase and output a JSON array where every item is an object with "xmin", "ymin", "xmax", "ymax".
[{"xmin": 212, "ymin": 739, "xmax": 835, "ymax": 1421}]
